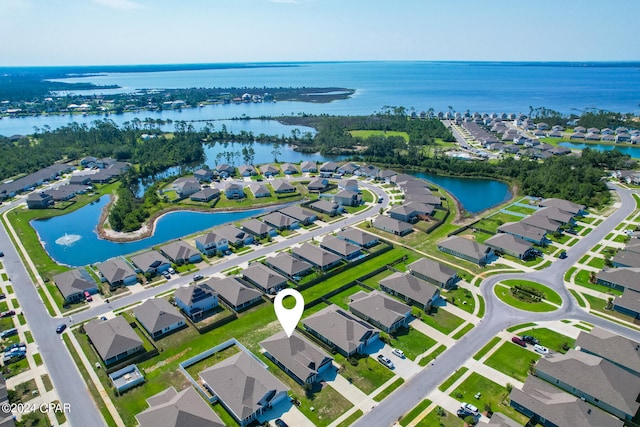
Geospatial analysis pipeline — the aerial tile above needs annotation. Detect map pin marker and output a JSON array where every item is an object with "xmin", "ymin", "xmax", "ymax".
[{"xmin": 274, "ymin": 289, "xmax": 304, "ymax": 338}]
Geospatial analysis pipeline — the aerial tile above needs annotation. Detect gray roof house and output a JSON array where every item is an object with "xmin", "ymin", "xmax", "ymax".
[
  {"xmin": 135, "ymin": 386, "xmax": 224, "ymax": 427},
  {"xmin": 320, "ymin": 236, "xmax": 362, "ymax": 260},
  {"xmin": 292, "ymin": 243, "xmax": 342, "ymax": 270},
  {"xmin": 534, "ymin": 349, "xmax": 640, "ymax": 421},
  {"xmin": 97, "ymin": 258, "xmax": 138, "ymax": 288},
  {"xmin": 388, "ymin": 202, "xmax": 435, "ymax": 223},
  {"xmin": 509, "ymin": 376, "xmax": 623, "ymax": 427},
  {"xmin": 498, "ymin": 222, "xmax": 547, "ymax": 245},
  {"xmin": 84, "ymin": 317, "xmax": 144, "ymax": 366},
  {"xmin": 379, "ymin": 272, "xmax": 441, "ymax": 311},
  {"xmin": 575, "ymin": 327, "xmax": 640, "ymax": 377},
  {"xmin": 271, "ymin": 179, "xmax": 295, "ymax": 193},
  {"xmin": 193, "ymin": 168, "xmax": 214, "ymax": 182},
  {"xmin": 612, "ymin": 250, "xmax": 640, "ymax": 268},
  {"xmin": 194, "ymin": 232, "xmax": 229, "ymax": 256},
  {"xmin": 437, "ymin": 236, "xmax": 492, "ymax": 265},
  {"xmin": 535, "ymin": 206, "xmax": 575, "ymax": 225},
  {"xmin": 203, "ymin": 277, "xmax": 262, "ymax": 312},
  {"xmin": 404, "ymin": 192, "xmax": 442, "ymax": 206},
  {"xmin": 261, "ymin": 331, "xmax": 334, "ymax": 385},
  {"xmin": 338, "ymin": 179, "xmax": 359, "ymax": 193},
  {"xmin": 238, "ymin": 164, "xmax": 257, "ymax": 177},
  {"xmin": 189, "ymin": 187, "xmax": 220, "ymax": 202},
  {"xmin": 485, "ymin": 233, "xmax": 534, "ymax": 260},
  {"xmin": 520, "ymin": 214, "xmax": 562, "ymax": 233},
  {"xmin": 134, "ymin": 298, "xmax": 185, "ymax": 339},
  {"xmin": 215, "ymin": 163, "xmax": 235, "ymax": 177},
  {"xmin": 130, "ymin": 250, "xmax": 172, "ymax": 276},
  {"xmin": 307, "ymin": 177, "xmax": 329, "ymax": 192},
  {"xmin": 319, "ymin": 161, "xmax": 339, "ymax": 173},
  {"xmin": 52, "ymin": 268, "xmax": 99, "ymax": 303},
  {"xmin": 407, "ymin": 258, "xmax": 458, "ymax": 290},
  {"xmin": 538, "ymin": 198, "xmax": 585, "ymax": 215},
  {"xmin": 215, "ymin": 225, "xmax": 255, "ymax": 247},
  {"xmin": 159, "ymin": 241, "xmax": 202, "ymax": 264},
  {"xmin": 614, "ymin": 291, "xmax": 640, "ymax": 319},
  {"xmin": 373, "ymin": 215, "xmax": 413, "ymax": 236},
  {"xmin": 26, "ymin": 192, "xmax": 53, "ymax": 209},
  {"xmin": 172, "ymin": 177, "xmax": 201, "ymax": 198},
  {"xmin": 309, "ymin": 199, "xmax": 339, "ymax": 216},
  {"xmin": 261, "ymin": 211, "xmax": 298, "ymax": 231},
  {"xmin": 281, "ymin": 163, "xmax": 298, "ymax": 175},
  {"xmin": 223, "ymin": 182, "xmax": 245, "ymax": 199},
  {"xmin": 242, "ymin": 263, "xmax": 287, "ymax": 295},
  {"xmin": 337, "ymin": 163, "xmax": 359, "ymax": 175},
  {"xmin": 279, "ymin": 206, "xmax": 317, "ymax": 225},
  {"xmin": 249, "ymin": 183, "xmax": 271, "ymax": 198},
  {"xmin": 303, "ymin": 305, "xmax": 379, "ymax": 357},
  {"xmin": 348, "ymin": 290, "xmax": 411, "ymax": 333},
  {"xmin": 199, "ymin": 350, "xmax": 289, "ymax": 426},
  {"xmin": 265, "ymin": 252, "xmax": 314, "ymax": 279},
  {"xmin": 333, "ymin": 189, "xmax": 362, "ymax": 207},
  {"xmin": 241, "ymin": 219, "xmax": 277, "ymax": 239},
  {"xmin": 596, "ymin": 268, "xmax": 640, "ymax": 293},
  {"xmin": 259, "ymin": 164, "xmax": 280, "ymax": 177},
  {"xmin": 336, "ymin": 227, "xmax": 379, "ymax": 248},
  {"xmin": 174, "ymin": 283, "xmax": 219, "ymax": 320},
  {"xmin": 300, "ymin": 161, "xmax": 317, "ymax": 173}
]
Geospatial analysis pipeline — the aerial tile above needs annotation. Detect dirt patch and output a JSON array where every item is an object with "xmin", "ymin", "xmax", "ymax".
[{"xmin": 145, "ymin": 348, "xmax": 191, "ymax": 373}]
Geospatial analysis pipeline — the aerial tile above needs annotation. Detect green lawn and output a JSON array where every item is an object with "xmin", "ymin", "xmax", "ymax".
[
  {"xmin": 452, "ymin": 323, "xmax": 474, "ymax": 340},
  {"xmin": 587, "ymin": 257, "xmax": 605, "ymax": 269},
  {"xmin": 473, "ymin": 337, "xmax": 502, "ymax": 360},
  {"xmin": 335, "ymin": 410, "xmax": 363, "ymax": 427},
  {"xmin": 475, "ymin": 212, "xmax": 523, "ymax": 233},
  {"xmin": 296, "ymin": 384, "xmax": 354, "ymax": 427},
  {"xmin": 334, "ymin": 354, "xmax": 395, "ymax": 395},
  {"xmin": 419, "ymin": 344, "xmax": 447, "ymax": 366},
  {"xmin": 573, "ymin": 269, "xmax": 622, "ymax": 296},
  {"xmin": 387, "ymin": 326, "xmax": 436, "ymax": 361},
  {"xmin": 494, "ymin": 284, "xmax": 558, "ymax": 312},
  {"xmin": 501, "ymin": 279, "xmax": 562, "ymax": 305},
  {"xmin": 327, "ymin": 285, "xmax": 370, "ymax": 310},
  {"xmin": 477, "ymin": 295, "xmax": 486, "ymax": 317},
  {"xmin": 484, "ymin": 342, "xmax": 540, "ymax": 382},
  {"xmin": 349, "ymin": 130, "xmax": 410, "ymax": 142},
  {"xmin": 507, "ymin": 322, "xmax": 537, "ymax": 332},
  {"xmin": 439, "ymin": 367, "xmax": 469, "ymax": 391},
  {"xmin": 444, "ymin": 287, "xmax": 476, "ymax": 314},
  {"xmin": 505, "ymin": 205, "xmax": 537, "ymax": 215},
  {"xmin": 517, "ymin": 327, "xmax": 575, "ymax": 353},
  {"xmin": 583, "ymin": 294, "xmax": 638, "ymax": 323},
  {"xmin": 399, "ymin": 399, "xmax": 432, "ymax": 427},
  {"xmin": 373, "ymin": 378, "xmax": 405, "ymax": 402},
  {"xmin": 449, "ymin": 372, "xmax": 529, "ymax": 425},
  {"xmin": 415, "ymin": 307, "xmax": 465, "ymax": 335},
  {"xmin": 570, "ymin": 289, "xmax": 587, "ymax": 308},
  {"xmin": 416, "ymin": 407, "xmax": 463, "ymax": 427}
]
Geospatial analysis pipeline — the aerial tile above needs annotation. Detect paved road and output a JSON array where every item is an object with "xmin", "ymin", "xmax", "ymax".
[{"xmin": 353, "ymin": 184, "xmax": 640, "ymax": 427}]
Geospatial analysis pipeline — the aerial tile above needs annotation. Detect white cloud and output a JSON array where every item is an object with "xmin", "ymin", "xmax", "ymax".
[{"xmin": 92, "ymin": 0, "xmax": 144, "ymax": 10}]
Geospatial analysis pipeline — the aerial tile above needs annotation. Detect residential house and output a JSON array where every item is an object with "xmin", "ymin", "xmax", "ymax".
[
  {"xmin": 84, "ymin": 317, "xmax": 144, "ymax": 366},
  {"xmin": 241, "ymin": 219, "xmax": 277, "ymax": 240},
  {"xmin": 535, "ymin": 349, "xmax": 640, "ymax": 421},
  {"xmin": 193, "ymin": 168, "xmax": 214, "ymax": 182},
  {"xmin": 498, "ymin": 222, "xmax": 547, "ymax": 245},
  {"xmin": 261, "ymin": 331, "xmax": 334, "ymax": 385},
  {"xmin": 319, "ymin": 161, "xmax": 339, "ymax": 176},
  {"xmin": 373, "ymin": 216, "xmax": 413, "ymax": 236},
  {"xmin": 259, "ymin": 164, "xmax": 280, "ymax": 177},
  {"xmin": 307, "ymin": 177, "xmax": 328, "ymax": 192},
  {"xmin": 172, "ymin": 177, "xmax": 201, "ymax": 198},
  {"xmin": 388, "ymin": 202, "xmax": 435, "ymax": 223},
  {"xmin": 223, "ymin": 182, "xmax": 245, "ymax": 199},
  {"xmin": 535, "ymin": 206, "xmax": 575, "ymax": 225},
  {"xmin": 404, "ymin": 192, "xmax": 442, "ymax": 206},
  {"xmin": 485, "ymin": 233, "xmax": 535, "ymax": 260},
  {"xmin": 407, "ymin": 258, "xmax": 458, "ymax": 289},
  {"xmin": 26, "ymin": 192, "xmax": 53, "ymax": 209},
  {"xmin": 134, "ymin": 298, "xmax": 185, "ymax": 339},
  {"xmin": 612, "ymin": 249, "xmax": 640, "ymax": 268},
  {"xmin": 575, "ymin": 327, "xmax": 640, "ymax": 377},
  {"xmin": 309, "ymin": 200, "xmax": 339, "ymax": 216},
  {"xmin": 520, "ymin": 215, "xmax": 562, "ymax": 234},
  {"xmin": 216, "ymin": 164, "xmax": 235, "ymax": 178},
  {"xmin": 334, "ymin": 189, "xmax": 362, "ymax": 207},
  {"xmin": 238, "ymin": 164, "xmax": 257, "ymax": 177},
  {"xmin": 348, "ymin": 290, "xmax": 411, "ymax": 333},
  {"xmin": 189, "ymin": 187, "xmax": 220, "ymax": 202},
  {"xmin": 596, "ymin": 268, "xmax": 640, "ymax": 293},
  {"xmin": 194, "ymin": 232, "xmax": 228, "ymax": 256},
  {"xmin": 265, "ymin": 252, "xmax": 314, "ymax": 280},
  {"xmin": 135, "ymin": 386, "xmax": 224, "ymax": 427},
  {"xmin": 302, "ymin": 305, "xmax": 379, "ymax": 357},
  {"xmin": 280, "ymin": 163, "xmax": 298, "ymax": 175},
  {"xmin": 159, "ymin": 241, "xmax": 202, "ymax": 265},
  {"xmin": 379, "ymin": 272, "xmax": 441, "ymax": 311},
  {"xmin": 130, "ymin": 251, "xmax": 172, "ymax": 276},
  {"xmin": 570, "ymin": 132, "xmax": 586, "ymax": 139},
  {"xmin": 509, "ymin": 376, "xmax": 623, "ymax": 427},
  {"xmin": 97, "ymin": 258, "xmax": 138, "ymax": 289},
  {"xmin": 203, "ymin": 277, "xmax": 262, "ymax": 312},
  {"xmin": 337, "ymin": 163, "xmax": 359, "ymax": 175},
  {"xmin": 52, "ymin": 268, "xmax": 99, "ymax": 303},
  {"xmin": 437, "ymin": 236, "xmax": 492, "ymax": 265},
  {"xmin": 574, "ymin": 126, "xmax": 587, "ymax": 133},
  {"xmin": 538, "ymin": 198, "xmax": 585, "ymax": 216},
  {"xmin": 300, "ymin": 161, "xmax": 317, "ymax": 173},
  {"xmin": 356, "ymin": 164, "xmax": 380, "ymax": 178},
  {"xmin": 215, "ymin": 225, "xmax": 254, "ymax": 247},
  {"xmin": 199, "ymin": 350, "xmax": 289, "ymax": 427},
  {"xmin": 376, "ymin": 169, "xmax": 397, "ymax": 182},
  {"xmin": 337, "ymin": 227, "xmax": 379, "ymax": 248},
  {"xmin": 242, "ymin": 263, "xmax": 287, "ymax": 295},
  {"xmin": 69, "ymin": 174, "xmax": 92, "ymax": 185},
  {"xmin": 80, "ymin": 156, "xmax": 97, "ymax": 167},
  {"xmin": 261, "ymin": 211, "xmax": 298, "ymax": 231},
  {"xmin": 279, "ymin": 206, "xmax": 317, "ymax": 225},
  {"xmin": 292, "ymin": 243, "xmax": 342, "ymax": 270},
  {"xmin": 271, "ymin": 179, "xmax": 295, "ymax": 194},
  {"xmin": 320, "ymin": 236, "xmax": 362, "ymax": 261},
  {"xmin": 174, "ymin": 283, "xmax": 219, "ymax": 320},
  {"xmin": 614, "ymin": 291, "xmax": 640, "ymax": 319},
  {"xmin": 249, "ymin": 183, "xmax": 271, "ymax": 198},
  {"xmin": 338, "ymin": 179, "xmax": 359, "ymax": 193}
]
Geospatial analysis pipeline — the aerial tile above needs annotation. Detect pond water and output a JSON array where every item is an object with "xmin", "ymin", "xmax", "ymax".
[{"xmin": 559, "ymin": 142, "xmax": 640, "ymax": 158}]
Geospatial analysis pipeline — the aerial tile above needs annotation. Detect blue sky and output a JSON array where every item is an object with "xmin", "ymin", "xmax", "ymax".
[{"xmin": 2, "ymin": 0, "xmax": 639, "ymax": 65}]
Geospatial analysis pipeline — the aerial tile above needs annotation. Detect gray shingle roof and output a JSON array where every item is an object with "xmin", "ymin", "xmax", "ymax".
[
  {"xmin": 52, "ymin": 268, "xmax": 97, "ymax": 300},
  {"xmin": 242, "ymin": 263, "xmax": 287, "ymax": 293},
  {"xmin": 576, "ymin": 327, "xmax": 640, "ymax": 375},
  {"xmin": 203, "ymin": 277, "xmax": 262, "ymax": 308},
  {"xmin": 539, "ymin": 198, "xmax": 585, "ymax": 215},
  {"xmin": 242, "ymin": 219, "xmax": 275, "ymax": 236},
  {"xmin": 266, "ymin": 252, "xmax": 313, "ymax": 276},
  {"xmin": 612, "ymin": 250, "xmax": 640, "ymax": 268},
  {"xmin": 271, "ymin": 179, "xmax": 295, "ymax": 193},
  {"xmin": 438, "ymin": 236, "xmax": 491, "ymax": 260},
  {"xmin": 174, "ymin": 283, "xmax": 217, "ymax": 307},
  {"xmin": 407, "ymin": 258, "xmax": 457, "ymax": 285},
  {"xmin": 498, "ymin": 221, "xmax": 547, "ymax": 241},
  {"xmin": 320, "ymin": 236, "xmax": 361, "ymax": 257},
  {"xmin": 336, "ymin": 227, "xmax": 378, "ymax": 247},
  {"xmin": 535, "ymin": 206, "xmax": 575, "ymax": 224},
  {"xmin": 373, "ymin": 216, "xmax": 413, "ymax": 233},
  {"xmin": 309, "ymin": 200, "xmax": 339, "ymax": 213},
  {"xmin": 348, "ymin": 291, "xmax": 410, "ymax": 330},
  {"xmin": 485, "ymin": 233, "xmax": 533, "ymax": 257},
  {"xmin": 84, "ymin": 317, "xmax": 143, "ymax": 361},
  {"xmin": 97, "ymin": 258, "xmax": 137, "ymax": 284},
  {"xmin": 279, "ymin": 206, "xmax": 316, "ymax": 222},
  {"xmin": 136, "ymin": 387, "xmax": 224, "ymax": 427},
  {"xmin": 303, "ymin": 305, "xmax": 377, "ymax": 355},
  {"xmin": 596, "ymin": 268, "xmax": 640, "ymax": 292},
  {"xmin": 134, "ymin": 298, "xmax": 184, "ymax": 335},
  {"xmin": 261, "ymin": 211, "xmax": 296, "ymax": 228},
  {"xmin": 379, "ymin": 272, "xmax": 440, "ymax": 306},
  {"xmin": 292, "ymin": 243, "xmax": 342, "ymax": 268},
  {"xmin": 159, "ymin": 241, "xmax": 199, "ymax": 262},
  {"xmin": 130, "ymin": 251, "xmax": 171, "ymax": 273}
]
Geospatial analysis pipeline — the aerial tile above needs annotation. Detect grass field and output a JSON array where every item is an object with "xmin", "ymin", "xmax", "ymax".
[
  {"xmin": 387, "ymin": 326, "xmax": 436, "ymax": 361},
  {"xmin": 415, "ymin": 407, "xmax": 463, "ymax": 427},
  {"xmin": 334, "ymin": 354, "xmax": 395, "ymax": 394},
  {"xmin": 473, "ymin": 337, "xmax": 501, "ymax": 360},
  {"xmin": 501, "ymin": 279, "xmax": 562, "ymax": 305},
  {"xmin": 399, "ymin": 399, "xmax": 432, "ymax": 426},
  {"xmin": 484, "ymin": 342, "xmax": 540, "ymax": 382},
  {"xmin": 494, "ymin": 284, "xmax": 558, "ymax": 312},
  {"xmin": 517, "ymin": 327, "xmax": 575, "ymax": 353},
  {"xmin": 416, "ymin": 307, "xmax": 465, "ymax": 335},
  {"xmin": 438, "ymin": 367, "xmax": 469, "ymax": 391},
  {"xmin": 350, "ymin": 130, "xmax": 410, "ymax": 142}
]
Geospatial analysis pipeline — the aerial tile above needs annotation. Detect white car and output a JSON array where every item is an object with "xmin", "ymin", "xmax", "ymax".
[
  {"xmin": 534, "ymin": 344, "xmax": 549, "ymax": 355},
  {"xmin": 392, "ymin": 348, "xmax": 405, "ymax": 358},
  {"xmin": 460, "ymin": 403, "xmax": 479, "ymax": 414},
  {"xmin": 377, "ymin": 354, "xmax": 395, "ymax": 369}
]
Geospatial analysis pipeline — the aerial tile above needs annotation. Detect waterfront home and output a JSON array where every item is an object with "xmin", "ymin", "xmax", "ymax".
[
  {"xmin": 259, "ymin": 164, "xmax": 280, "ymax": 177},
  {"xmin": 134, "ymin": 298, "xmax": 185, "ymax": 339},
  {"xmin": 261, "ymin": 331, "xmax": 333, "ymax": 385},
  {"xmin": 407, "ymin": 258, "xmax": 458, "ymax": 289},
  {"xmin": 265, "ymin": 252, "xmax": 314, "ymax": 280},
  {"xmin": 337, "ymin": 227, "xmax": 379, "ymax": 248},
  {"xmin": 616, "ymin": 133, "xmax": 631, "ymax": 143},
  {"xmin": 300, "ymin": 160, "xmax": 317, "ymax": 173},
  {"xmin": 390, "ymin": 173, "xmax": 416, "ymax": 186},
  {"xmin": 172, "ymin": 177, "xmax": 200, "ymax": 198},
  {"xmin": 97, "ymin": 258, "xmax": 138, "ymax": 289},
  {"xmin": 280, "ymin": 163, "xmax": 298, "ymax": 175},
  {"xmin": 437, "ymin": 236, "xmax": 492, "ymax": 265},
  {"xmin": 271, "ymin": 179, "xmax": 295, "ymax": 193},
  {"xmin": 574, "ymin": 126, "xmax": 587, "ymax": 133},
  {"xmin": 260, "ymin": 211, "xmax": 298, "ymax": 231},
  {"xmin": 373, "ymin": 216, "xmax": 413, "ymax": 236},
  {"xmin": 193, "ymin": 168, "xmax": 214, "ymax": 182},
  {"xmin": 135, "ymin": 387, "xmax": 224, "ymax": 427},
  {"xmin": 216, "ymin": 163, "xmax": 235, "ymax": 178},
  {"xmin": 338, "ymin": 178, "xmax": 359, "ymax": 193},
  {"xmin": 576, "ymin": 327, "xmax": 640, "ymax": 377},
  {"xmin": 292, "ymin": 243, "xmax": 342, "ymax": 270},
  {"xmin": 279, "ymin": 205, "xmax": 317, "ymax": 225},
  {"xmin": 302, "ymin": 305, "xmax": 379, "ymax": 357},
  {"xmin": 334, "ymin": 189, "xmax": 362, "ymax": 207},
  {"xmin": 337, "ymin": 162, "xmax": 359, "ymax": 175},
  {"xmin": 249, "ymin": 183, "xmax": 270, "ymax": 198},
  {"xmin": 520, "ymin": 214, "xmax": 562, "ymax": 234},
  {"xmin": 199, "ymin": 350, "xmax": 289, "ymax": 427},
  {"xmin": 43, "ymin": 186, "xmax": 78, "ymax": 202},
  {"xmin": 535, "ymin": 349, "xmax": 640, "ymax": 422},
  {"xmin": 309, "ymin": 199, "xmax": 339, "ymax": 216},
  {"xmin": 130, "ymin": 250, "xmax": 172, "ymax": 276},
  {"xmin": 307, "ymin": 177, "xmax": 328, "ymax": 192},
  {"xmin": 356, "ymin": 164, "xmax": 380, "ymax": 178},
  {"xmin": 194, "ymin": 232, "xmax": 229, "ymax": 256},
  {"xmin": 159, "ymin": 241, "xmax": 202, "ymax": 265},
  {"xmin": 242, "ymin": 262, "xmax": 287, "ymax": 295},
  {"xmin": 348, "ymin": 290, "xmax": 411, "ymax": 333},
  {"xmin": 215, "ymin": 225, "xmax": 254, "ymax": 247},
  {"xmin": 570, "ymin": 132, "xmax": 586, "ymax": 139},
  {"xmin": 320, "ymin": 236, "xmax": 362, "ymax": 261},
  {"xmin": 548, "ymin": 147, "xmax": 571, "ymax": 156},
  {"xmin": 602, "ymin": 134, "xmax": 617, "ymax": 142},
  {"xmin": 319, "ymin": 161, "xmax": 339, "ymax": 175},
  {"xmin": 388, "ymin": 202, "xmax": 435, "ymax": 223},
  {"xmin": 189, "ymin": 187, "xmax": 220, "ymax": 202},
  {"xmin": 404, "ymin": 192, "xmax": 442, "ymax": 206},
  {"xmin": 26, "ymin": 192, "xmax": 53, "ymax": 209},
  {"xmin": 52, "ymin": 268, "xmax": 99, "ymax": 304},
  {"xmin": 203, "ymin": 277, "xmax": 262, "ymax": 312},
  {"xmin": 241, "ymin": 219, "xmax": 276, "ymax": 239},
  {"xmin": 509, "ymin": 376, "xmax": 623, "ymax": 427},
  {"xmin": 376, "ymin": 169, "xmax": 397, "ymax": 182},
  {"xmin": 485, "ymin": 233, "xmax": 535, "ymax": 260},
  {"xmin": 223, "ymin": 182, "xmax": 245, "ymax": 199},
  {"xmin": 238, "ymin": 164, "xmax": 257, "ymax": 177},
  {"xmin": 538, "ymin": 198, "xmax": 585, "ymax": 216},
  {"xmin": 174, "ymin": 283, "xmax": 219, "ymax": 320},
  {"xmin": 84, "ymin": 317, "xmax": 144, "ymax": 366},
  {"xmin": 498, "ymin": 222, "xmax": 547, "ymax": 245},
  {"xmin": 379, "ymin": 272, "xmax": 441, "ymax": 311}
]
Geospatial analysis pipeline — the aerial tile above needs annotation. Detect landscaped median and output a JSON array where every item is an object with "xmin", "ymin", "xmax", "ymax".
[{"xmin": 493, "ymin": 279, "xmax": 561, "ymax": 312}]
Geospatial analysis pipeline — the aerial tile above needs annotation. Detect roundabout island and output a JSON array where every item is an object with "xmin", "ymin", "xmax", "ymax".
[{"xmin": 494, "ymin": 279, "xmax": 562, "ymax": 312}]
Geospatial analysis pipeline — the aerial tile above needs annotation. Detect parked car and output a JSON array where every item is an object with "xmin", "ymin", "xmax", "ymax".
[
  {"xmin": 274, "ymin": 419, "xmax": 289, "ymax": 427},
  {"xmin": 392, "ymin": 348, "xmax": 405, "ymax": 358},
  {"xmin": 522, "ymin": 335, "xmax": 539, "ymax": 345},
  {"xmin": 0, "ymin": 310, "xmax": 15, "ymax": 318},
  {"xmin": 0, "ymin": 328, "xmax": 17, "ymax": 339},
  {"xmin": 377, "ymin": 354, "xmax": 395, "ymax": 369},
  {"xmin": 84, "ymin": 291, "xmax": 93, "ymax": 302},
  {"xmin": 55, "ymin": 324, "xmax": 67, "ymax": 334},
  {"xmin": 168, "ymin": 267, "xmax": 176, "ymax": 275},
  {"xmin": 566, "ymin": 228, "xmax": 577, "ymax": 235},
  {"xmin": 4, "ymin": 342, "xmax": 25, "ymax": 353},
  {"xmin": 162, "ymin": 271, "xmax": 171, "ymax": 279},
  {"xmin": 457, "ymin": 407, "xmax": 477, "ymax": 421},
  {"xmin": 193, "ymin": 274, "xmax": 204, "ymax": 281},
  {"xmin": 511, "ymin": 336, "xmax": 527, "ymax": 347},
  {"xmin": 460, "ymin": 403, "xmax": 479, "ymax": 415},
  {"xmin": 559, "ymin": 251, "xmax": 567, "ymax": 259},
  {"xmin": 0, "ymin": 294, "xmax": 5, "ymax": 300},
  {"xmin": 0, "ymin": 251, "xmax": 4, "ymax": 257},
  {"xmin": 534, "ymin": 344, "xmax": 549, "ymax": 355}
]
